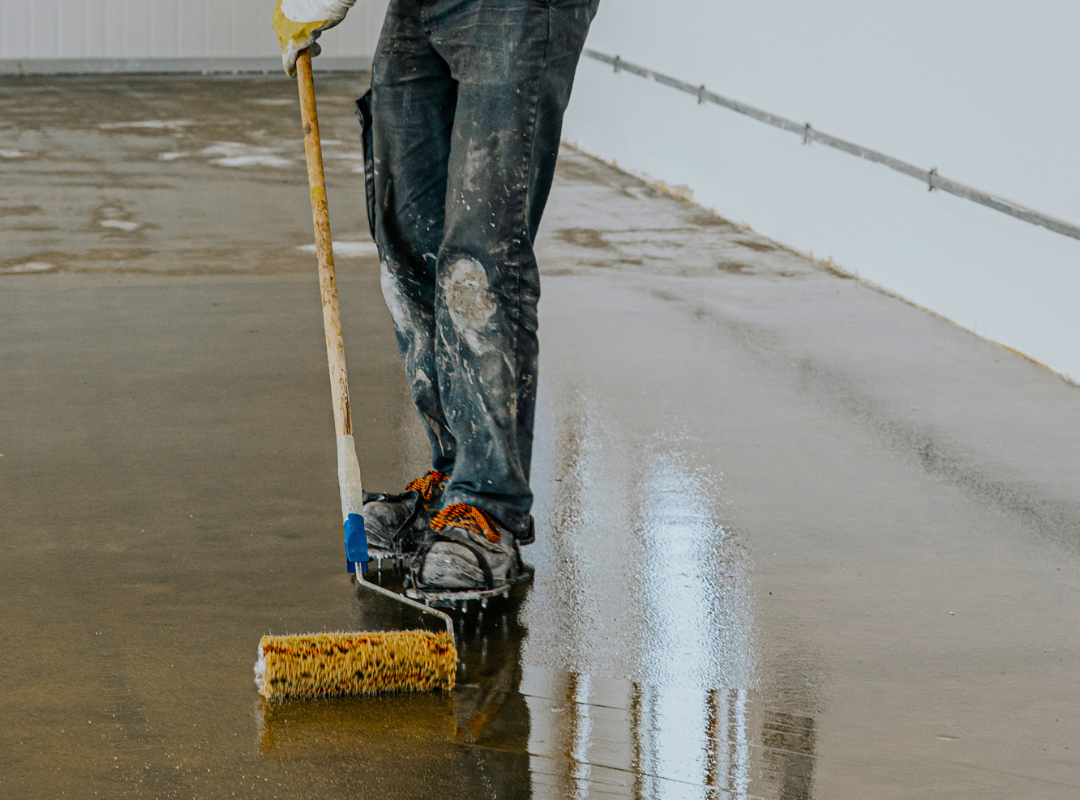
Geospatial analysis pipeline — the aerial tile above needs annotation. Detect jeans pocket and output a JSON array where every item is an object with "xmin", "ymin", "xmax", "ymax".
[{"xmin": 354, "ymin": 90, "xmax": 377, "ymax": 241}]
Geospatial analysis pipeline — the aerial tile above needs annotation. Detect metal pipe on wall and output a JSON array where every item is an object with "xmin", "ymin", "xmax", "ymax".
[{"xmin": 586, "ymin": 49, "xmax": 1080, "ymax": 243}]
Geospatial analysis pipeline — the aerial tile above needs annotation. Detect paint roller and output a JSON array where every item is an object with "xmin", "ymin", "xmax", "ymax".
[{"xmin": 254, "ymin": 50, "xmax": 457, "ymax": 700}]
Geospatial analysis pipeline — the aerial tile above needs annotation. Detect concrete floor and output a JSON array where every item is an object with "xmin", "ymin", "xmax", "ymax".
[{"xmin": 2, "ymin": 74, "xmax": 1079, "ymax": 799}]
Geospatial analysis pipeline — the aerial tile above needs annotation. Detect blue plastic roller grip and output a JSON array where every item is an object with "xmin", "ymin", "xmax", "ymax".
[{"xmin": 344, "ymin": 513, "xmax": 370, "ymax": 574}]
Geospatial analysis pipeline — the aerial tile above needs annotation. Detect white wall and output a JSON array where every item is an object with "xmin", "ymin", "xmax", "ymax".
[
  {"xmin": 564, "ymin": 1, "xmax": 1080, "ymax": 381},
  {"xmin": 0, "ymin": 0, "xmax": 387, "ymax": 60}
]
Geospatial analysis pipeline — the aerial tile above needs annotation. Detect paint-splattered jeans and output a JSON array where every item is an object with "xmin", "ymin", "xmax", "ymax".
[{"xmin": 357, "ymin": 0, "xmax": 599, "ymax": 535}]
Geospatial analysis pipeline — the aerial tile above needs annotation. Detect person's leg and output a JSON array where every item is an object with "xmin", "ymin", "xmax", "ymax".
[
  {"xmin": 369, "ymin": 0, "xmax": 459, "ymax": 473},
  {"xmin": 426, "ymin": 0, "xmax": 600, "ymax": 534},
  {"xmin": 362, "ymin": 0, "xmax": 460, "ymax": 554}
]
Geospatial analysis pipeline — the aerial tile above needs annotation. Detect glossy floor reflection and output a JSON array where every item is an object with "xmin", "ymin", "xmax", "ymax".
[
  {"xmin": 255, "ymin": 569, "xmax": 790, "ymax": 800},
  {"xmin": 2, "ymin": 74, "xmax": 1079, "ymax": 799}
]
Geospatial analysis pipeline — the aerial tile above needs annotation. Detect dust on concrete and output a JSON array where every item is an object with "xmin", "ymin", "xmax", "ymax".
[
  {"xmin": 734, "ymin": 238, "xmax": 777, "ymax": 252},
  {"xmin": 717, "ymin": 260, "xmax": 753, "ymax": 274},
  {"xmin": 0, "ymin": 73, "xmax": 375, "ymax": 278},
  {"xmin": 554, "ymin": 226, "xmax": 610, "ymax": 249},
  {"xmin": 0, "ymin": 204, "xmax": 41, "ymax": 216}
]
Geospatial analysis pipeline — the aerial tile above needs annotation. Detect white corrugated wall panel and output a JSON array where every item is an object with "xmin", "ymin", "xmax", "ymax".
[
  {"xmin": 0, "ymin": 0, "xmax": 386, "ymax": 59},
  {"xmin": 564, "ymin": 0, "xmax": 1080, "ymax": 380},
  {"xmin": 105, "ymin": 0, "xmax": 130, "ymax": 56}
]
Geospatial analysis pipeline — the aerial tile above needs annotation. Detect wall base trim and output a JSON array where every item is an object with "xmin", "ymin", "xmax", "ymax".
[{"xmin": 0, "ymin": 57, "xmax": 372, "ymax": 76}]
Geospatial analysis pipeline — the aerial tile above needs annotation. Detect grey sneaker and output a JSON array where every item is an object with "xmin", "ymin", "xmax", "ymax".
[
  {"xmin": 362, "ymin": 470, "xmax": 448, "ymax": 555},
  {"xmin": 408, "ymin": 504, "xmax": 530, "ymax": 599}
]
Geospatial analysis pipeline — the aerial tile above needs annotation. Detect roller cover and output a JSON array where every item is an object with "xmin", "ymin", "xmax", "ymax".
[{"xmin": 255, "ymin": 631, "xmax": 457, "ymax": 699}]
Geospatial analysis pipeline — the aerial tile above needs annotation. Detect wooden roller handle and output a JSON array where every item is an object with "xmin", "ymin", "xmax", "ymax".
[{"xmin": 296, "ymin": 49, "xmax": 352, "ymax": 438}]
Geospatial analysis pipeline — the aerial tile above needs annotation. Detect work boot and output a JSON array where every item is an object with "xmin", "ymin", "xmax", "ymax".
[
  {"xmin": 362, "ymin": 470, "xmax": 448, "ymax": 555},
  {"xmin": 409, "ymin": 504, "xmax": 527, "ymax": 595}
]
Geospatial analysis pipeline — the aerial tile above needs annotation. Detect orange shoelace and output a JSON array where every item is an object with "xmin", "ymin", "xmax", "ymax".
[
  {"xmin": 404, "ymin": 470, "xmax": 448, "ymax": 501},
  {"xmin": 430, "ymin": 503, "xmax": 502, "ymax": 543}
]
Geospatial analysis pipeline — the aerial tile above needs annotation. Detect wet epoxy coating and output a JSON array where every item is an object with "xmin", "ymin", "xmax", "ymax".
[{"xmin": 2, "ymin": 74, "xmax": 1079, "ymax": 799}]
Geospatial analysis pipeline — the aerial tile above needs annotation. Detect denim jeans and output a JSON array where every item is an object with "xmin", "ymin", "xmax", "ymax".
[{"xmin": 358, "ymin": 0, "xmax": 599, "ymax": 534}]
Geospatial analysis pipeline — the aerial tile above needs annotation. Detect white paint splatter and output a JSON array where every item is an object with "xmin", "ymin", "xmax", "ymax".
[
  {"xmin": 202, "ymin": 142, "xmax": 292, "ymax": 169},
  {"xmin": 462, "ymin": 138, "xmax": 486, "ymax": 193},
  {"xmin": 444, "ymin": 257, "xmax": 497, "ymax": 353},
  {"xmin": 159, "ymin": 152, "xmax": 188, "ymax": 161},
  {"xmin": 100, "ymin": 219, "xmax": 140, "ymax": 232},
  {"xmin": 249, "ymin": 99, "xmax": 294, "ymax": 106},
  {"xmin": 0, "ymin": 149, "xmax": 25, "ymax": 158},
  {"xmin": 100, "ymin": 120, "xmax": 194, "ymax": 130},
  {"xmin": 297, "ymin": 240, "xmax": 379, "ymax": 258},
  {"xmin": 212, "ymin": 155, "xmax": 293, "ymax": 168},
  {"xmin": 2, "ymin": 262, "xmax": 53, "ymax": 273}
]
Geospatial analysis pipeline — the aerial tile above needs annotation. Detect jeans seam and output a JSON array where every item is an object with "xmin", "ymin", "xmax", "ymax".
[
  {"xmin": 507, "ymin": 5, "xmax": 552, "ymax": 517},
  {"xmin": 521, "ymin": 9, "xmax": 552, "ymax": 244}
]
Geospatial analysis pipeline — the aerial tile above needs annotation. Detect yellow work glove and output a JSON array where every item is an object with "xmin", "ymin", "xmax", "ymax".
[{"xmin": 273, "ymin": 0, "xmax": 357, "ymax": 77}]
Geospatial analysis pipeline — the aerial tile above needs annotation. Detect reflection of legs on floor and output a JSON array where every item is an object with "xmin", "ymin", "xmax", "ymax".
[
  {"xmin": 762, "ymin": 710, "xmax": 817, "ymax": 800},
  {"xmin": 453, "ymin": 603, "xmax": 531, "ymax": 751}
]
